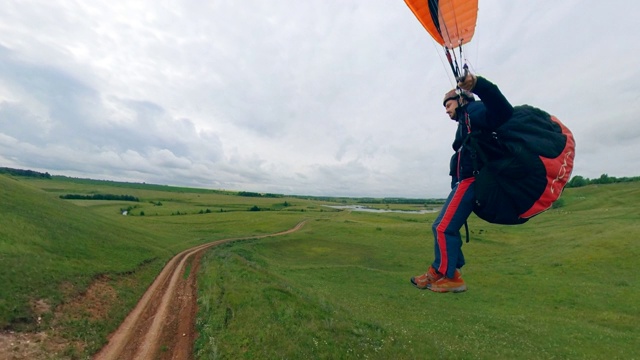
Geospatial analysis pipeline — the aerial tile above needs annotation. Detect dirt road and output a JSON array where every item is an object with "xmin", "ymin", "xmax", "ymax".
[{"xmin": 93, "ymin": 220, "xmax": 307, "ymax": 360}]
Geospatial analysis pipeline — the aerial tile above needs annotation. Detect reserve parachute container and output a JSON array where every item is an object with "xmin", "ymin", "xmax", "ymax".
[{"xmin": 467, "ymin": 105, "xmax": 575, "ymax": 224}]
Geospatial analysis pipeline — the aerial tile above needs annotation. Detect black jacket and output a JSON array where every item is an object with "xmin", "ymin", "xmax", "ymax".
[{"xmin": 449, "ymin": 76, "xmax": 513, "ymax": 185}]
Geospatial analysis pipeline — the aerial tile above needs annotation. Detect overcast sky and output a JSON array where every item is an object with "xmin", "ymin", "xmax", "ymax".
[{"xmin": 0, "ymin": 0, "xmax": 637, "ymax": 198}]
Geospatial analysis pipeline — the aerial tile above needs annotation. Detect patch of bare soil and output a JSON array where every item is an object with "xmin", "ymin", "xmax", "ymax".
[
  {"xmin": 58, "ymin": 275, "xmax": 118, "ymax": 322},
  {"xmin": 0, "ymin": 331, "xmax": 48, "ymax": 360},
  {"xmin": 0, "ymin": 277, "xmax": 116, "ymax": 359},
  {"xmin": 0, "ymin": 303, "xmax": 70, "ymax": 359}
]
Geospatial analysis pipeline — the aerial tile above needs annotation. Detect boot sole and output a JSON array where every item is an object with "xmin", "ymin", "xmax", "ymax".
[
  {"xmin": 410, "ymin": 278, "xmax": 430, "ymax": 290},
  {"xmin": 427, "ymin": 285, "xmax": 467, "ymax": 293}
]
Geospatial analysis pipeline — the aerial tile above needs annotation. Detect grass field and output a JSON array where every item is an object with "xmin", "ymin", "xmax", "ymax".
[
  {"xmin": 194, "ymin": 184, "xmax": 640, "ymax": 359},
  {"xmin": 1, "ymin": 174, "xmax": 638, "ymax": 359}
]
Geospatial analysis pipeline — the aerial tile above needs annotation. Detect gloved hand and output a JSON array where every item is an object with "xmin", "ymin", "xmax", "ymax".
[{"xmin": 457, "ymin": 72, "xmax": 477, "ymax": 91}]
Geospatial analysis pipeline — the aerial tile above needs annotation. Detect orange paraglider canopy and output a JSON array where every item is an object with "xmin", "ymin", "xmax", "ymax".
[{"xmin": 404, "ymin": 0, "xmax": 478, "ymax": 48}]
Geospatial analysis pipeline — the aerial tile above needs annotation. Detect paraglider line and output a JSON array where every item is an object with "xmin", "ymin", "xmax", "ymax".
[{"xmin": 445, "ymin": 47, "xmax": 459, "ymax": 79}]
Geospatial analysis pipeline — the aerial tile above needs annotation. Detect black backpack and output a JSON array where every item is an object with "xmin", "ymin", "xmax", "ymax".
[{"xmin": 465, "ymin": 105, "xmax": 575, "ymax": 225}]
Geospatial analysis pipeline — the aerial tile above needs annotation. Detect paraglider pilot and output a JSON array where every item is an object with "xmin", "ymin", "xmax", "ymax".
[{"xmin": 411, "ymin": 72, "xmax": 513, "ymax": 292}]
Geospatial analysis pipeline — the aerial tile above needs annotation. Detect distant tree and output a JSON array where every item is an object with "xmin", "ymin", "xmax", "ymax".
[
  {"xmin": 594, "ymin": 173, "xmax": 614, "ymax": 184},
  {"xmin": 238, "ymin": 191, "xmax": 262, "ymax": 197},
  {"xmin": 250, "ymin": 205, "xmax": 260, "ymax": 211},
  {"xmin": 567, "ymin": 175, "xmax": 588, "ymax": 188}
]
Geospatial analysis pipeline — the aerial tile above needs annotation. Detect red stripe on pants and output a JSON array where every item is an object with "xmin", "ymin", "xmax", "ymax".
[{"xmin": 436, "ymin": 178, "xmax": 474, "ymax": 276}]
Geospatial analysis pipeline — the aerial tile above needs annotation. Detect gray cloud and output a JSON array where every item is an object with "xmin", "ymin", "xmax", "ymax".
[{"xmin": 0, "ymin": 0, "xmax": 638, "ymax": 197}]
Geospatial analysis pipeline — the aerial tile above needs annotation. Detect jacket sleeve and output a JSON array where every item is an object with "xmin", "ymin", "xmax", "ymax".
[{"xmin": 471, "ymin": 76, "xmax": 513, "ymax": 129}]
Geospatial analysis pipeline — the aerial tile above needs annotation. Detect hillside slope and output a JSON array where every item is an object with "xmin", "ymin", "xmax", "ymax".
[{"xmin": 0, "ymin": 175, "xmax": 166, "ymax": 330}]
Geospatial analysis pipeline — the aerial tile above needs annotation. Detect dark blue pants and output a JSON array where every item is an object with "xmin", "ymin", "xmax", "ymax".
[{"xmin": 431, "ymin": 178, "xmax": 475, "ymax": 278}]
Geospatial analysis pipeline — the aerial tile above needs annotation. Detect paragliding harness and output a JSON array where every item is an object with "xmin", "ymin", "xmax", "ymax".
[{"xmin": 461, "ymin": 105, "xmax": 575, "ymax": 228}]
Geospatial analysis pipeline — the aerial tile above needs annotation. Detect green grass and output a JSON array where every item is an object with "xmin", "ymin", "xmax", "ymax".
[
  {"xmin": 2, "ymin": 174, "xmax": 638, "ymax": 359},
  {"xmin": 195, "ymin": 184, "xmax": 640, "ymax": 359}
]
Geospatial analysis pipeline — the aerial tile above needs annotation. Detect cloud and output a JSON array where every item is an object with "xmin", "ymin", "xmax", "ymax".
[{"xmin": 0, "ymin": 0, "xmax": 638, "ymax": 197}]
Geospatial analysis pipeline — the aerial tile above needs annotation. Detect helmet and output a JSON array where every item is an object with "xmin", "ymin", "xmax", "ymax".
[{"xmin": 442, "ymin": 89, "xmax": 475, "ymax": 106}]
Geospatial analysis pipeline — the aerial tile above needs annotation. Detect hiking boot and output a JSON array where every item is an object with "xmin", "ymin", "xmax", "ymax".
[
  {"xmin": 427, "ymin": 275, "xmax": 467, "ymax": 293},
  {"xmin": 411, "ymin": 266, "xmax": 461, "ymax": 289}
]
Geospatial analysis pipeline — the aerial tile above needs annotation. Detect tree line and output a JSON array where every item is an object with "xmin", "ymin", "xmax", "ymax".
[
  {"xmin": 566, "ymin": 174, "xmax": 640, "ymax": 188},
  {"xmin": 60, "ymin": 194, "xmax": 140, "ymax": 202},
  {"xmin": 0, "ymin": 167, "xmax": 51, "ymax": 178},
  {"xmin": 237, "ymin": 191, "xmax": 283, "ymax": 198}
]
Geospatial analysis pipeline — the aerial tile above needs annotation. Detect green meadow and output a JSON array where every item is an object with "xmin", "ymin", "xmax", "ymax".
[{"xmin": 1, "ymin": 174, "xmax": 638, "ymax": 359}]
